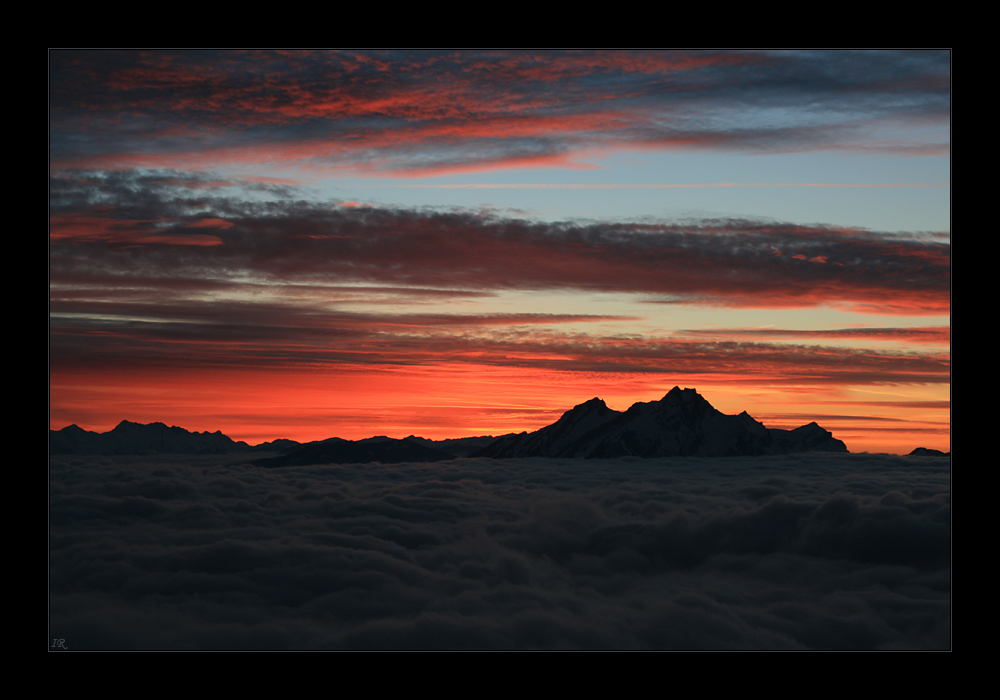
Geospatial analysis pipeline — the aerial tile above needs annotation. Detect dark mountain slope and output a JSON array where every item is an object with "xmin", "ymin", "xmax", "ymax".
[
  {"xmin": 254, "ymin": 436, "xmax": 455, "ymax": 467},
  {"xmin": 473, "ymin": 387, "xmax": 847, "ymax": 459}
]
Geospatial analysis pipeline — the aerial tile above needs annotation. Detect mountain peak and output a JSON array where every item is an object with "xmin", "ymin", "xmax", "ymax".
[
  {"xmin": 472, "ymin": 395, "xmax": 618, "ymax": 458},
  {"xmin": 113, "ymin": 419, "xmax": 169, "ymax": 430},
  {"xmin": 662, "ymin": 386, "xmax": 706, "ymax": 402}
]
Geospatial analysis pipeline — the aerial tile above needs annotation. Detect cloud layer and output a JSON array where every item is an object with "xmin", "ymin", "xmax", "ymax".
[
  {"xmin": 51, "ymin": 172, "xmax": 950, "ymax": 314},
  {"xmin": 50, "ymin": 174, "xmax": 949, "ymax": 388},
  {"xmin": 49, "ymin": 452, "xmax": 950, "ymax": 649},
  {"xmin": 50, "ymin": 50, "xmax": 950, "ymax": 174}
]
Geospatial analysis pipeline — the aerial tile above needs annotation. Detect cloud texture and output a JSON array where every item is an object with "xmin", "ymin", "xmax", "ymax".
[
  {"xmin": 50, "ymin": 171, "xmax": 949, "ymax": 313},
  {"xmin": 50, "ymin": 50, "xmax": 949, "ymax": 175},
  {"xmin": 49, "ymin": 453, "xmax": 950, "ymax": 649},
  {"xmin": 50, "ymin": 174, "xmax": 949, "ymax": 387}
]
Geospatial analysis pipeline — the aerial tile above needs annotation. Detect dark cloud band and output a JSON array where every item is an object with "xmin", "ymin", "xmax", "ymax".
[
  {"xmin": 50, "ymin": 50, "xmax": 950, "ymax": 174},
  {"xmin": 51, "ymin": 172, "xmax": 950, "ymax": 313},
  {"xmin": 49, "ymin": 452, "xmax": 951, "ymax": 649}
]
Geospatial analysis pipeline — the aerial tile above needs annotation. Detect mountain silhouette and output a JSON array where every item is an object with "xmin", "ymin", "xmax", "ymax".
[
  {"xmin": 472, "ymin": 387, "xmax": 848, "ymax": 458},
  {"xmin": 908, "ymin": 447, "xmax": 950, "ymax": 456},
  {"xmin": 49, "ymin": 420, "xmax": 254, "ymax": 455},
  {"xmin": 253, "ymin": 436, "xmax": 455, "ymax": 467},
  {"xmin": 50, "ymin": 389, "xmax": 847, "ymax": 461}
]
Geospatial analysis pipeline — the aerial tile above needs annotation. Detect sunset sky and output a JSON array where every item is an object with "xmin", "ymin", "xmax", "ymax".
[{"xmin": 48, "ymin": 50, "xmax": 950, "ymax": 453}]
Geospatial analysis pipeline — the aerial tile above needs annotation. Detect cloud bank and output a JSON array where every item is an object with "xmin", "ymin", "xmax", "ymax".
[{"xmin": 49, "ymin": 452, "xmax": 950, "ymax": 649}]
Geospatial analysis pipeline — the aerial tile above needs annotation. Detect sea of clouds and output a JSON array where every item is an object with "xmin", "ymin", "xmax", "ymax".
[{"xmin": 49, "ymin": 453, "xmax": 950, "ymax": 649}]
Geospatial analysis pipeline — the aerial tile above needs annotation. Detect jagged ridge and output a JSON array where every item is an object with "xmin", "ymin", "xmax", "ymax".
[
  {"xmin": 254, "ymin": 436, "xmax": 455, "ymax": 467},
  {"xmin": 472, "ymin": 387, "xmax": 847, "ymax": 459},
  {"xmin": 49, "ymin": 389, "xmax": 848, "ymax": 461},
  {"xmin": 49, "ymin": 420, "xmax": 254, "ymax": 455}
]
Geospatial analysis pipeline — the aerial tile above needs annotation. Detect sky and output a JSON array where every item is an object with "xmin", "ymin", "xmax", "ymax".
[{"xmin": 48, "ymin": 50, "xmax": 950, "ymax": 453}]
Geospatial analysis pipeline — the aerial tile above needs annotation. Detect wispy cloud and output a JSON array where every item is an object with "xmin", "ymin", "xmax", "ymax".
[
  {"xmin": 50, "ymin": 294, "xmax": 949, "ymax": 387},
  {"xmin": 50, "ymin": 50, "xmax": 950, "ymax": 176},
  {"xmin": 678, "ymin": 327, "xmax": 950, "ymax": 345}
]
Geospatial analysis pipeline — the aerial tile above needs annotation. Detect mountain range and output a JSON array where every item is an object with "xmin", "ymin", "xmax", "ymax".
[
  {"xmin": 50, "ymin": 388, "xmax": 848, "ymax": 464},
  {"xmin": 49, "ymin": 420, "xmax": 259, "ymax": 456}
]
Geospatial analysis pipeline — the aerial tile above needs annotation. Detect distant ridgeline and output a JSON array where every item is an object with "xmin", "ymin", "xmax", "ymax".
[
  {"xmin": 49, "ymin": 421, "xmax": 299, "ymax": 456},
  {"xmin": 50, "ymin": 388, "xmax": 849, "ymax": 465}
]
